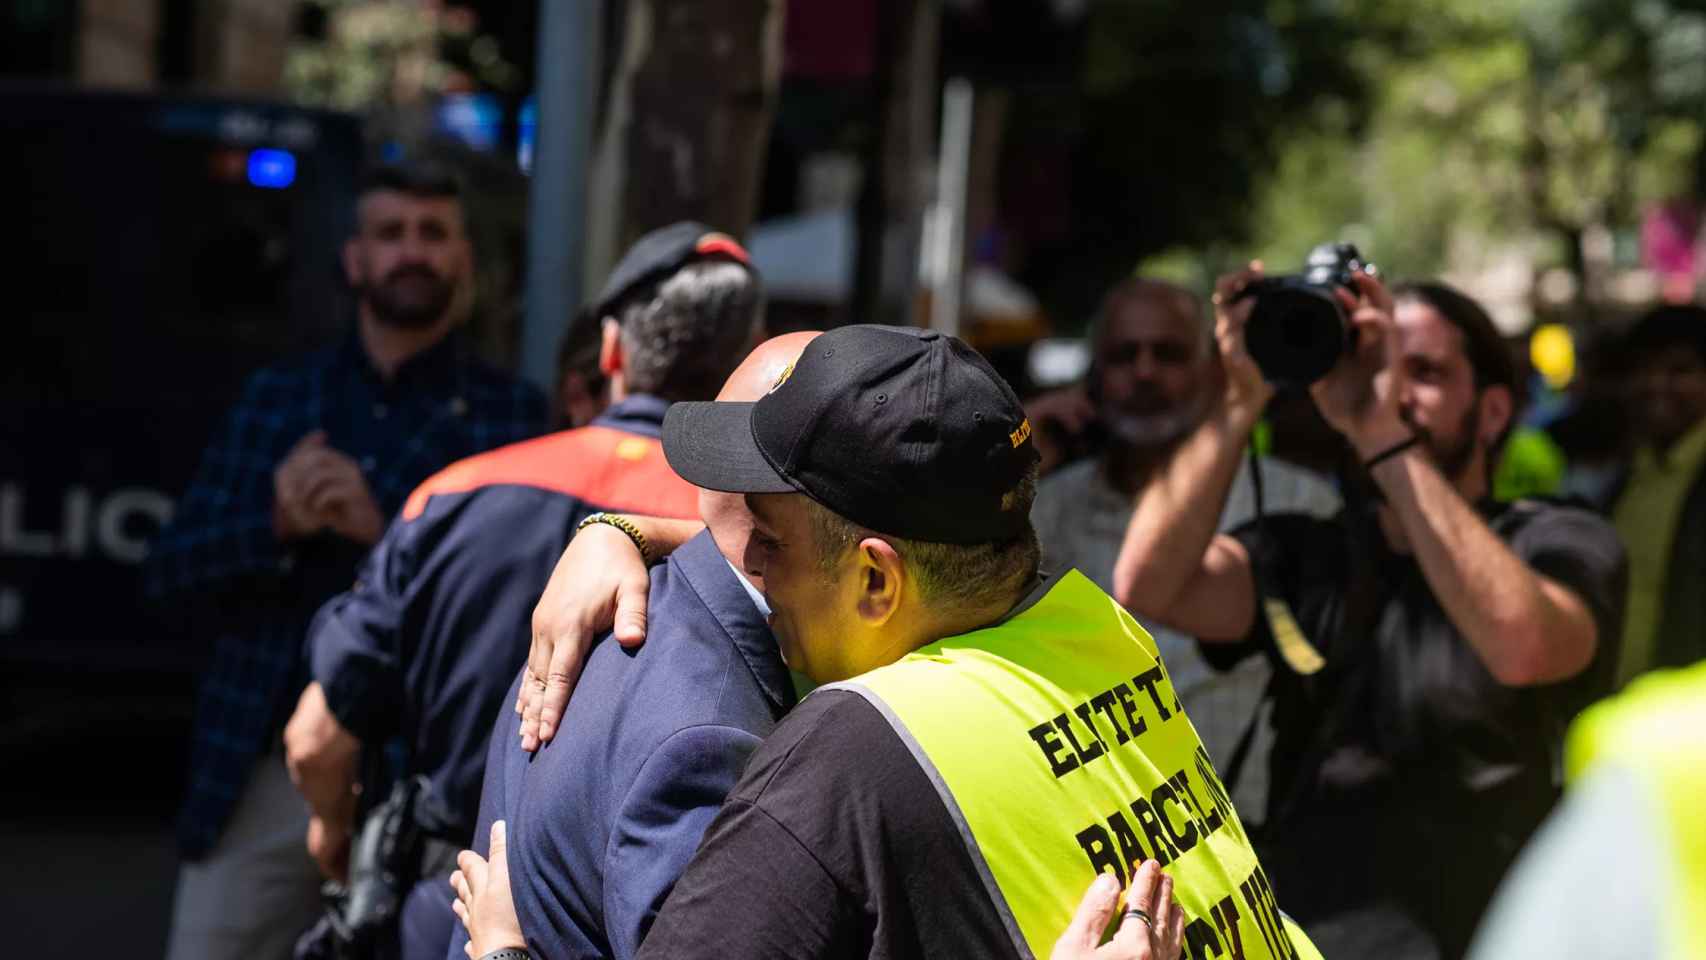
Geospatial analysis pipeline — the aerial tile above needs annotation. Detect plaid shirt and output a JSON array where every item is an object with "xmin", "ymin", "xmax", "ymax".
[{"xmin": 144, "ymin": 330, "xmax": 547, "ymax": 858}]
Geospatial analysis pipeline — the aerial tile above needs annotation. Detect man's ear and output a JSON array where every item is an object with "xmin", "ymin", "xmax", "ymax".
[
  {"xmin": 855, "ymin": 537, "xmax": 904, "ymax": 628},
  {"xmin": 599, "ymin": 318, "xmax": 623, "ymax": 376},
  {"xmin": 1478, "ymin": 384, "xmax": 1514, "ymax": 448}
]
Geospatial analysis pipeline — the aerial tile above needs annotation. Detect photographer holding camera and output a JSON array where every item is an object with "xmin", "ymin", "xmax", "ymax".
[
  {"xmin": 1113, "ymin": 257, "xmax": 1626, "ymax": 959},
  {"xmin": 1031, "ymin": 277, "xmax": 1341, "ymax": 824}
]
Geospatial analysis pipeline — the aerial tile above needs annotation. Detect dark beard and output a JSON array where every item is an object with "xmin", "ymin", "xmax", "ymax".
[
  {"xmin": 1414, "ymin": 405, "xmax": 1480, "ymax": 482},
  {"xmin": 363, "ymin": 265, "xmax": 453, "ymax": 330}
]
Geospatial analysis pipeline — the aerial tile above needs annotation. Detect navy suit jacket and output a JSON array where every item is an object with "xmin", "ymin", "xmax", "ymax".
[{"xmin": 451, "ymin": 530, "xmax": 794, "ymax": 960}]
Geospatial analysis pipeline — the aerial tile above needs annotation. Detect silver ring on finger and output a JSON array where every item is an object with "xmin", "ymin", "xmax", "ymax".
[{"xmin": 1123, "ymin": 907, "xmax": 1154, "ymax": 928}]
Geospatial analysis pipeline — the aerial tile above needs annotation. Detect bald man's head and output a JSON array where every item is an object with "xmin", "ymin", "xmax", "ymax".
[
  {"xmin": 717, "ymin": 330, "xmax": 821, "ymax": 402},
  {"xmin": 700, "ymin": 331, "xmax": 821, "ymax": 586}
]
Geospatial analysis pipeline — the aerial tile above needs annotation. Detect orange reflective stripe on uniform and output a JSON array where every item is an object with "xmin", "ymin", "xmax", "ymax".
[{"xmin": 402, "ymin": 426, "xmax": 698, "ymax": 521}]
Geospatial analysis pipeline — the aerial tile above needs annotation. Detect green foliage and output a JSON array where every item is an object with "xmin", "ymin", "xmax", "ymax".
[
  {"xmin": 1241, "ymin": 0, "xmax": 1706, "ymax": 281},
  {"xmin": 284, "ymin": 0, "xmax": 518, "ymax": 110},
  {"xmin": 1044, "ymin": 0, "xmax": 1706, "ymax": 327}
]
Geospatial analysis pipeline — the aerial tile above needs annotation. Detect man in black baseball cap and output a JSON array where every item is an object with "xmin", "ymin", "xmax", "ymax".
[
  {"xmin": 460, "ymin": 323, "xmax": 1320, "ymax": 960},
  {"xmin": 660, "ymin": 324, "xmax": 1042, "ymax": 680}
]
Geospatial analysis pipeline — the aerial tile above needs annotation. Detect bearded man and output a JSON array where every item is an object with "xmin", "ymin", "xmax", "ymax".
[
  {"xmin": 1115, "ymin": 271, "xmax": 1626, "ymax": 958},
  {"xmin": 145, "ymin": 163, "xmax": 547, "ymax": 960}
]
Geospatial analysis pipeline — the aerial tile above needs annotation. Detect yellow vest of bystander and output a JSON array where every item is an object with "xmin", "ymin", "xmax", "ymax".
[{"xmin": 1565, "ymin": 660, "xmax": 1706, "ymax": 960}]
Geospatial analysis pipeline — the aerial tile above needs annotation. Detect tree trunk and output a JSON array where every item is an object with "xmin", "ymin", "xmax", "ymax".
[
  {"xmin": 584, "ymin": 0, "xmax": 783, "ymax": 290},
  {"xmin": 852, "ymin": 0, "xmax": 938, "ymax": 327}
]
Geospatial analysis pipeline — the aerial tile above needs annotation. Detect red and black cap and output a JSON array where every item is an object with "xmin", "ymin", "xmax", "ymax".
[
  {"xmin": 662, "ymin": 324, "xmax": 1039, "ymax": 544},
  {"xmin": 587, "ymin": 221, "xmax": 752, "ymax": 322}
]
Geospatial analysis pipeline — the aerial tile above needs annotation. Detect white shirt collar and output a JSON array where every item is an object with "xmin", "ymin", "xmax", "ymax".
[{"xmin": 727, "ymin": 560, "xmax": 771, "ymax": 618}]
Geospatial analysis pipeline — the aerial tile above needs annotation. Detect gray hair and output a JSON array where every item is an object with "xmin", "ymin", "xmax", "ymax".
[{"xmin": 615, "ymin": 259, "xmax": 763, "ymax": 402}]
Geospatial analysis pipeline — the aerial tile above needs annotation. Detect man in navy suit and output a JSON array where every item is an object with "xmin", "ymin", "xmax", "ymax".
[{"xmin": 447, "ymin": 332, "xmax": 818, "ymax": 960}]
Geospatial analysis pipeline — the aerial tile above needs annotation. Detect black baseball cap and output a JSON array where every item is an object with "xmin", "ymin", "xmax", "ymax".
[
  {"xmin": 662, "ymin": 324, "xmax": 1039, "ymax": 544},
  {"xmin": 586, "ymin": 220, "xmax": 752, "ymax": 321}
]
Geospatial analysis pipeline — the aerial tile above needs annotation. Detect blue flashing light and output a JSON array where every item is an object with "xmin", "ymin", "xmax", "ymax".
[
  {"xmin": 436, "ymin": 93, "xmax": 503, "ymax": 152},
  {"xmin": 518, "ymin": 96, "xmax": 537, "ymax": 174},
  {"xmin": 247, "ymin": 149, "xmax": 297, "ymax": 189}
]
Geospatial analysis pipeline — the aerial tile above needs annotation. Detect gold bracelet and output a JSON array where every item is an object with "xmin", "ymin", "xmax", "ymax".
[{"xmin": 576, "ymin": 512, "xmax": 652, "ymax": 565}]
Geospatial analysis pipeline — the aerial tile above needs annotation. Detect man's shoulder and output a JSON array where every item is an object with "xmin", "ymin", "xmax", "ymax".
[
  {"xmin": 1495, "ymin": 496, "xmax": 1621, "ymax": 545},
  {"xmin": 1491, "ymin": 498, "xmax": 1627, "ymax": 587},
  {"xmin": 400, "ymin": 425, "xmax": 694, "ymax": 522},
  {"xmin": 714, "ymin": 688, "xmax": 976, "ymax": 924},
  {"xmin": 591, "ymin": 554, "xmax": 777, "ymax": 730},
  {"xmin": 525, "ymin": 553, "xmax": 779, "ymax": 792},
  {"xmin": 728, "ymin": 689, "xmax": 913, "ymax": 808}
]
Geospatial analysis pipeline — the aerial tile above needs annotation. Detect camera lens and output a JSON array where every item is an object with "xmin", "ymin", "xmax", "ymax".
[{"xmin": 1246, "ymin": 286, "xmax": 1346, "ymax": 385}]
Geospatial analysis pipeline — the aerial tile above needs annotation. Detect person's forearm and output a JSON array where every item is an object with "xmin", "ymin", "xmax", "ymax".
[
  {"xmin": 1112, "ymin": 406, "xmax": 1255, "ymax": 616},
  {"xmin": 1370, "ymin": 448, "xmax": 1594, "ymax": 685},
  {"xmin": 616, "ymin": 516, "xmax": 705, "ymax": 561}
]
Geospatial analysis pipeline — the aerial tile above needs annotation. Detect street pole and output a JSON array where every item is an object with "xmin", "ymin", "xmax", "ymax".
[
  {"xmin": 924, "ymin": 77, "xmax": 973, "ymax": 337},
  {"xmin": 519, "ymin": 0, "xmax": 603, "ymax": 389}
]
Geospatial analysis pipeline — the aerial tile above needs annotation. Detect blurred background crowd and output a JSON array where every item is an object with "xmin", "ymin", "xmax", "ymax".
[{"xmin": 2, "ymin": 1, "xmax": 1705, "ymax": 957}]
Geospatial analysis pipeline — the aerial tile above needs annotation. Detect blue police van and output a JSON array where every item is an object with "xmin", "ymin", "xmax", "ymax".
[{"xmin": 0, "ymin": 90, "xmax": 363, "ymax": 818}]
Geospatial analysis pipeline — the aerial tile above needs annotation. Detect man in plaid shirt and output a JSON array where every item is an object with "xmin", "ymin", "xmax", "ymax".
[{"xmin": 144, "ymin": 164, "xmax": 547, "ymax": 960}]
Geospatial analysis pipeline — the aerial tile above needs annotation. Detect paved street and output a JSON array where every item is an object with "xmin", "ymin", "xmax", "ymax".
[{"xmin": 1, "ymin": 675, "xmax": 190, "ymax": 959}]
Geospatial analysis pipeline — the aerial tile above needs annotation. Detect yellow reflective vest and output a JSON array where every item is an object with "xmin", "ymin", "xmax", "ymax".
[
  {"xmin": 1565, "ymin": 660, "xmax": 1706, "ymax": 960},
  {"xmin": 822, "ymin": 570, "xmax": 1322, "ymax": 960}
]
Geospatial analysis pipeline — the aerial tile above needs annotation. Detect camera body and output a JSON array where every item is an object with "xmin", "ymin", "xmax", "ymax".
[{"xmin": 1237, "ymin": 242, "xmax": 1369, "ymax": 385}]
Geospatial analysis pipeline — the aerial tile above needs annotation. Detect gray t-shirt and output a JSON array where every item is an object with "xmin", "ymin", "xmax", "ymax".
[{"xmin": 1030, "ymin": 454, "xmax": 1341, "ymax": 822}]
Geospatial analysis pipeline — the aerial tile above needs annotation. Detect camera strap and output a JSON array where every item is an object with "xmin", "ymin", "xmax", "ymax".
[{"xmin": 1220, "ymin": 443, "xmax": 1268, "ymax": 799}]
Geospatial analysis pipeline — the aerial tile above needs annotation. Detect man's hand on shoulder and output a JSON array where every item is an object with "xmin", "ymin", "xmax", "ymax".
[
  {"xmin": 452, "ymin": 821, "xmax": 527, "ymax": 958},
  {"xmin": 519, "ymin": 521, "xmax": 654, "ymax": 751},
  {"xmin": 518, "ymin": 515, "xmax": 705, "ymax": 751},
  {"xmin": 1051, "ymin": 862, "xmax": 1185, "ymax": 960}
]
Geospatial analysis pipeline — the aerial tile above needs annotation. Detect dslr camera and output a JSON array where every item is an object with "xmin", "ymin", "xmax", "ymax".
[{"xmin": 1236, "ymin": 242, "xmax": 1371, "ymax": 385}]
